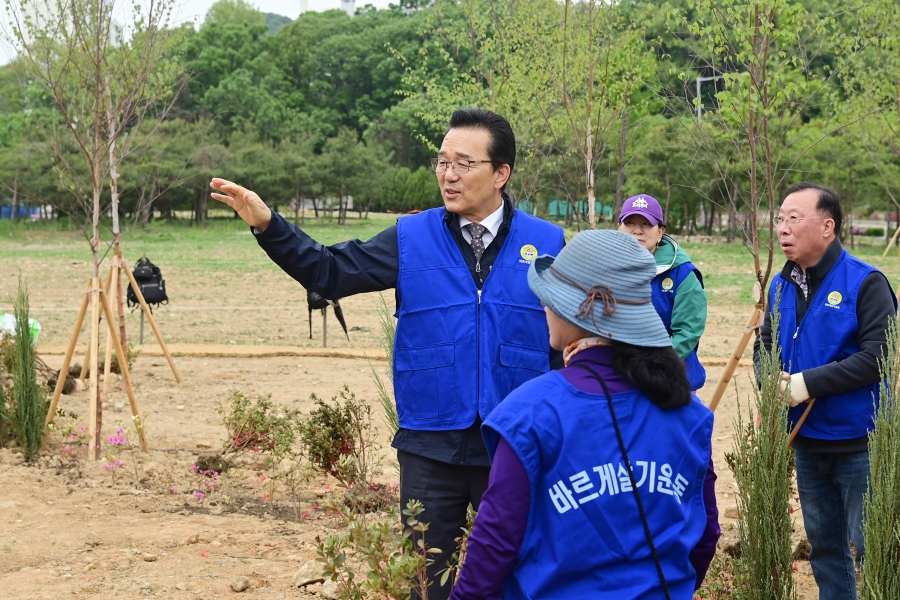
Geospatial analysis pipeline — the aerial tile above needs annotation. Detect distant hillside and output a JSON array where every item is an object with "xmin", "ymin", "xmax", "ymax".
[{"xmin": 264, "ymin": 13, "xmax": 292, "ymax": 35}]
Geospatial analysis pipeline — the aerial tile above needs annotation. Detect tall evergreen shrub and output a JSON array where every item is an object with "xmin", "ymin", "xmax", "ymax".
[
  {"xmin": 732, "ymin": 287, "xmax": 796, "ymax": 600},
  {"xmin": 860, "ymin": 317, "xmax": 900, "ymax": 599},
  {"xmin": 12, "ymin": 277, "xmax": 46, "ymax": 460},
  {"xmin": 371, "ymin": 293, "xmax": 398, "ymax": 436}
]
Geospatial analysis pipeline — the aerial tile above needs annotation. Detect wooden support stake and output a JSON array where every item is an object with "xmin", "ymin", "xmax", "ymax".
[
  {"xmin": 113, "ymin": 250, "xmax": 128, "ymax": 349},
  {"xmin": 122, "ymin": 260, "xmax": 182, "ymax": 383},
  {"xmin": 101, "ymin": 263, "xmax": 118, "ymax": 402},
  {"xmin": 99, "ymin": 288, "xmax": 149, "ymax": 453},
  {"xmin": 788, "ymin": 398, "xmax": 816, "ymax": 447},
  {"xmin": 45, "ymin": 289, "xmax": 90, "ymax": 425},
  {"xmin": 708, "ymin": 306, "xmax": 763, "ymax": 413},
  {"xmin": 882, "ymin": 225, "xmax": 900, "ymax": 258},
  {"xmin": 88, "ymin": 277, "xmax": 102, "ymax": 460},
  {"xmin": 79, "ymin": 266, "xmax": 114, "ymax": 380}
]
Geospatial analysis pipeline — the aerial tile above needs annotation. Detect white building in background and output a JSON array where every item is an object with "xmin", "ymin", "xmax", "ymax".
[
  {"xmin": 16, "ymin": 0, "xmax": 122, "ymax": 49},
  {"xmin": 300, "ymin": 0, "xmax": 309, "ymax": 14},
  {"xmin": 341, "ymin": 0, "xmax": 355, "ymax": 16}
]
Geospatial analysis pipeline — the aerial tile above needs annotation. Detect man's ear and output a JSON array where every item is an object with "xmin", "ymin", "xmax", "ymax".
[
  {"xmin": 822, "ymin": 216, "xmax": 836, "ymax": 237},
  {"xmin": 493, "ymin": 164, "xmax": 511, "ymax": 190}
]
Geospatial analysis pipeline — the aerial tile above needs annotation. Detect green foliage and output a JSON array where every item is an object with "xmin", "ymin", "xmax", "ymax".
[
  {"xmin": 860, "ymin": 316, "xmax": 900, "ymax": 599},
  {"xmin": 730, "ymin": 284, "xmax": 795, "ymax": 600},
  {"xmin": 371, "ymin": 293, "xmax": 399, "ymax": 437},
  {"xmin": 297, "ymin": 386, "xmax": 377, "ymax": 486},
  {"xmin": 695, "ymin": 552, "xmax": 737, "ymax": 599},
  {"xmin": 676, "ymin": 0, "xmax": 854, "ymax": 299},
  {"xmin": 11, "ymin": 276, "xmax": 47, "ymax": 461},
  {"xmin": 217, "ymin": 391, "xmax": 297, "ymax": 459},
  {"xmin": 317, "ymin": 498, "xmax": 436, "ymax": 600}
]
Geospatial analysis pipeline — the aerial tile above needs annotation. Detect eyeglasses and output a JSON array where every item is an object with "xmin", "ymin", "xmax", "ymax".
[
  {"xmin": 430, "ymin": 158, "xmax": 494, "ymax": 174},
  {"xmin": 773, "ymin": 216, "xmax": 826, "ymax": 227}
]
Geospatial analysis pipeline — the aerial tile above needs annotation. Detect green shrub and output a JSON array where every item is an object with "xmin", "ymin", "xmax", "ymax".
[
  {"xmin": 297, "ymin": 386, "xmax": 375, "ymax": 485},
  {"xmin": 730, "ymin": 284, "xmax": 795, "ymax": 600},
  {"xmin": 217, "ymin": 391, "xmax": 296, "ymax": 459},
  {"xmin": 860, "ymin": 316, "xmax": 900, "ymax": 599},
  {"xmin": 866, "ymin": 227, "xmax": 885, "ymax": 237},
  {"xmin": 11, "ymin": 276, "xmax": 48, "ymax": 460}
]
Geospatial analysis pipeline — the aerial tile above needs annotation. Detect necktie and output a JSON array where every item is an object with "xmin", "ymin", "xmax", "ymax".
[{"xmin": 465, "ymin": 223, "xmax": 487, "ymax": 262}]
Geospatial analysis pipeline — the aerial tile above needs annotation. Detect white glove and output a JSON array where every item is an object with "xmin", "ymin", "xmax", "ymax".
[{"xmin": 779, "ymin": 372, "xmax": 810, "ymax": 407}]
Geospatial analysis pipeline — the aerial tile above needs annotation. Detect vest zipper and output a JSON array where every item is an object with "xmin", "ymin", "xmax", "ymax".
[{"xmin": 474, "ymin": 286, "xmax": 482, "ymax": 464}]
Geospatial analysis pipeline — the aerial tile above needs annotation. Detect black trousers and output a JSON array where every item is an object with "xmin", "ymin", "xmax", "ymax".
[{"xmin": 398, "ymin": 450, "xmax": 490, "ymax": 600}]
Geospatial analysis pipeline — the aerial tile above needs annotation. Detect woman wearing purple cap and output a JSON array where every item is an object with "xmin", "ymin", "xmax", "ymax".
[
  {"xmin": 618, "ymin": 195, "xmax": 708, "ymax": 391},
  {"xmin": 449, "ymin": 230, "xmax": 719, "ymax": 600}
]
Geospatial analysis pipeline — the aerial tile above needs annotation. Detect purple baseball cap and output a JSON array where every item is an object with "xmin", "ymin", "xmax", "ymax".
[{"xmin": 619, "ymin": 195, "xmax": 664, "ymax": 226}]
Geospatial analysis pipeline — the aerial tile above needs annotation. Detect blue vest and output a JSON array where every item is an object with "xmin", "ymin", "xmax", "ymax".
[
  {"xmin": 773, "ymin": 250, "xmax": 896, "ymax": 439},
  {"xmin": 394, "ymin": 208, "xmax": 565, "ymax": 430},
  {"xmin": 483, "ymin": 372, "xmax": 713, "ymax": 600},
  {"xmin": 651, "ymin": 263, "xmax": 707, "ymax": 390}
]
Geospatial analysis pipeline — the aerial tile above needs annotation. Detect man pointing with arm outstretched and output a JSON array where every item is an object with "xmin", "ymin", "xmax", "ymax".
[{"xmin": 212, "ymin": 108, "xmax": 565, "ymax": 600}]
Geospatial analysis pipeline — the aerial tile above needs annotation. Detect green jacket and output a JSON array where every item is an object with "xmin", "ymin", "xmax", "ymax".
[{"xmin": 654, "ymin": 235, "xmax": 707, "ymax": 360}]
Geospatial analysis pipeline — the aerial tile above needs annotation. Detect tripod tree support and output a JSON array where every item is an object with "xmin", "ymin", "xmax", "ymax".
[
  {"xmin": 122, "ymin": 258, "xmax": 181, "ymax": 383},
  {"xmin": 102, "ymin": 263, "xmax": 119, "ymax": 401},
  {"xmin": 79, "ymin": 265, "xmax": 115, "ymax": 380},
  {"xmin": 708, "ymin": 304, "xmax": 764, "ymax": 413},
  {"xmin": 99, "ymin": 287, "xmax": 148, "ymax": 453},
  {"xmin": 88, "ymin": 277, "xmax": 102, "ymax": 459},
  {"xmin": 882, "ymin": 225, "xmax": 900, "ymax": 258},
  {"xmin": 45, "ymin": 279, "xmax": 149, "ymax": 455},
  {"xmin": 45, "ymin": 288, "xmax": 90, "ymax": 426}
]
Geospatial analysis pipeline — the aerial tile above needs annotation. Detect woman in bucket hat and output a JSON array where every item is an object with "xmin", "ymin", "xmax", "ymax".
[
  {"xmin": 449, "ymin": 230, "xmax": 719, "ymax": 600},
  {"xmin": 618, "ymin": 194, "xmax": 708, "ymax": 391}
]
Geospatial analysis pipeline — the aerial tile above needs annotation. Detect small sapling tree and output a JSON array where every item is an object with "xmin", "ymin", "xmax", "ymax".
[
  {"xmin": 730, "ymin": 286, "xmax": 795, "ymax": 600},
  {"xmin": 11, "ymin": 276, "xmax": 47, "ymax": 461},
  {"xmin": 860, "ymin": 317, "xmax": 900, "ymax": 599}
]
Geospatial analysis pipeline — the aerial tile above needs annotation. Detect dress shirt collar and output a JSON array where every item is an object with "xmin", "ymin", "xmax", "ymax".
[{"xmin": 458, "ymin": 200, "xmax": 505, "ymax": 240}]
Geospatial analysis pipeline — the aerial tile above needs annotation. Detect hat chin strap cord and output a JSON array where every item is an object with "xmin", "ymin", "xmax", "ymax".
[
  {"xmin": 568, "ymin": 362, "xmax": 672, "ymax": 600},
  {"xmin": 548, "ymin": 265, "xmax": 652, "ymax": 335}
]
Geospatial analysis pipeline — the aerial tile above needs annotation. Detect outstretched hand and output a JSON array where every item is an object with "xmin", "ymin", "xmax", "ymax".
[{"xmin": 210, "ymin": 178, "xmax": 272, "ymax": 231}]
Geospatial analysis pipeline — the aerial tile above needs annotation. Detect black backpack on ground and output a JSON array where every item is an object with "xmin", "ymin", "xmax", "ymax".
[{"xmin": 127, "ymin": 256, "xmax": 168, "ymax": 311}]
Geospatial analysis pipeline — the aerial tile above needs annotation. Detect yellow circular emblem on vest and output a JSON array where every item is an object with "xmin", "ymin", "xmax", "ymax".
[
  {"xmin": 662, "ymin": 277, "xmax": 674, "ymax": 291},
  {"xmin": 828, "ymin": 291, "xmax": 842, "ymax": 306},
  {"xmin": 520, "ymin": 244, "xmax": 537, "ymax": 261}
]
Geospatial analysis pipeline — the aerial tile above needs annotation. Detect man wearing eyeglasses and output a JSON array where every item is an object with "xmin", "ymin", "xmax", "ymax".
[
  {"xmin": 211, "ymin": 108, "xmax": 564, "ymax": 600},
  {"xmin": 754, "ymin": 182, "xmax": 896, "ymax": 600}
]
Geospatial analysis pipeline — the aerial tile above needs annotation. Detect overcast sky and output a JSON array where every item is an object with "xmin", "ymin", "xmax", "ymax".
[{"xmin": 1, "ymin": 0, "xmax": 394, "ymax": 66}]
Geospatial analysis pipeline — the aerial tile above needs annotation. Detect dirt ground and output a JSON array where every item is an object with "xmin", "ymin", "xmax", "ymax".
[{"xmin": 2, "ymin": 257, "xmax": 821, "ymax": 598}]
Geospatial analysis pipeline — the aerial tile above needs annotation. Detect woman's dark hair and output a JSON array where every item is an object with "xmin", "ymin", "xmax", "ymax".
[
  {"xmin": 448, "ymin": 108, "xmax": 515, "ymax": 190},
  {"xmin": 611, "ymin": 342, "xmax": 692, "ymax": 409}
]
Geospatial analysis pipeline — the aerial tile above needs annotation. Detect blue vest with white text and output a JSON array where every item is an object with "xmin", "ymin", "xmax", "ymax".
[
  {"xmin": 772, "ymin": 250, "xmax": 896, "ymax": 439},
  {"xmin": 651, "ymin": 262, "xmax": 707, "ymax": 390},
  {"xmin": 394, "ymin": 208, "xmax": 565, "ymax": 430},
  {"xmin": 482, "ymin": 372, "xmax": 713, "ymax": 600}
]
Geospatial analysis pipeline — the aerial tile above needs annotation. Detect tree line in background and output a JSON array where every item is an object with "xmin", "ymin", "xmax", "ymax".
[{"xmin": 0, "ymin": 0, "xmax": 898, "ymax": 240}]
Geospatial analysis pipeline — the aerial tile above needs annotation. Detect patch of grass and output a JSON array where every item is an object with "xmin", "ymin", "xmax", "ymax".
[{"xmin": 0, "ymin": 212, "xmax": 398, "ymax": 269}]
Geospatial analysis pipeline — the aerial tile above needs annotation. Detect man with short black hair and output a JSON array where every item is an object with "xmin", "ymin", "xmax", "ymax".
[
  {"xmin": 754, "ymin": 182, "xmax": 896, "ymax": 600},
  {"xmin": 211, "ymin": 108, "xmax": 565, "ymax": 600}
]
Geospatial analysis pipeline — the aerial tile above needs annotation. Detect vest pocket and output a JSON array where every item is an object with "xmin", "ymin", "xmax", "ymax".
[
  {"xmin": 498, "ymin": 343, "xmax": 549, "ymax": 392},
  {"xmin": 394, "ymin": 343, "xmax": 458, "ymax": 423}
]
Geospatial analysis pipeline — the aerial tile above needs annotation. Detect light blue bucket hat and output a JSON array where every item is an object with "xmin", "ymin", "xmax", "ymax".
[{"xmin": 527, "ymin": 229, "xmax": 671, "ymax": 347}]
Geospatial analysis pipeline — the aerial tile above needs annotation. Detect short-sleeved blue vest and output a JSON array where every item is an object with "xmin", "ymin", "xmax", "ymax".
[
  {"xmin": 482, "ymin": 372, "xmax": 714, "ymax": 599},
  {"xmin": 651, "ymin": 262, "xmax": 707, "ymax": 390},
  {"xmin": 394, "ymin": 207, "xmax": 565, "ymax": 430},
  {"xmin": 772, "ymin": 250, "xmax": 896, "ymax": 439}
]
